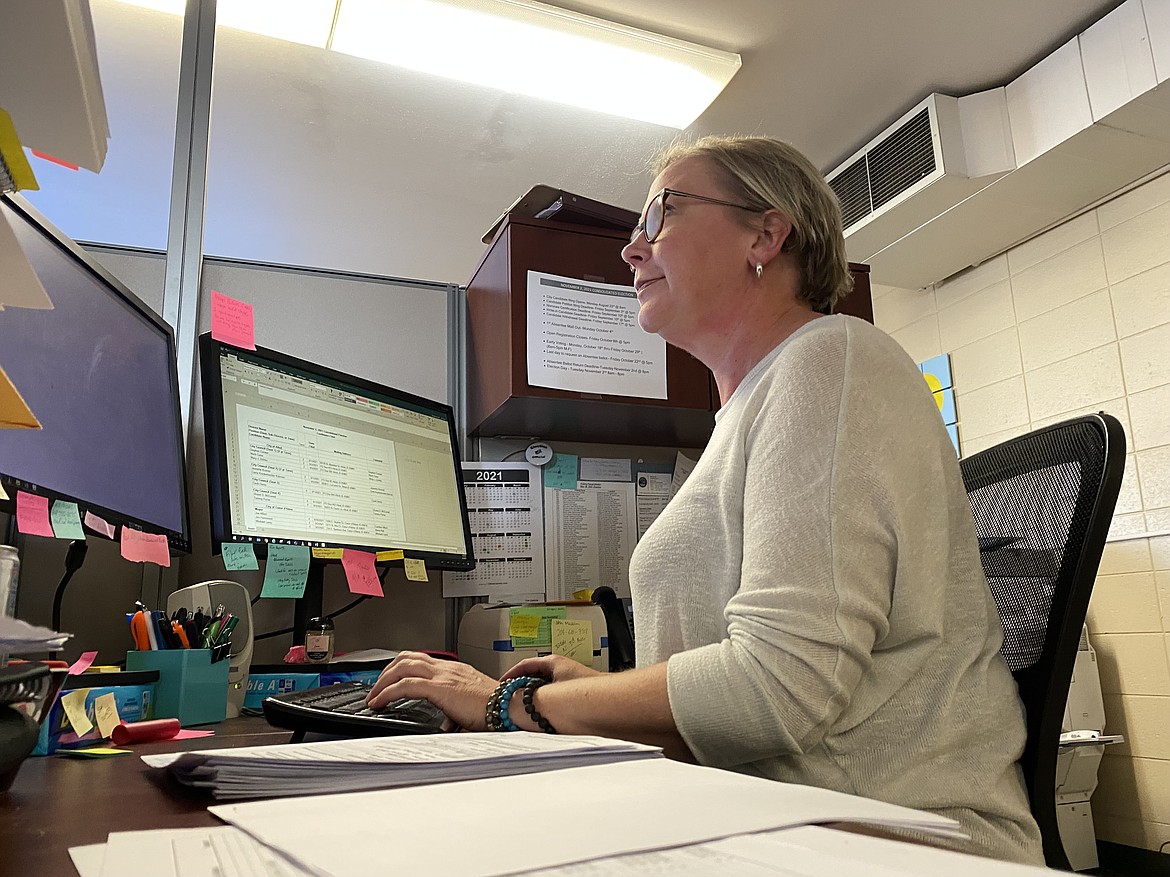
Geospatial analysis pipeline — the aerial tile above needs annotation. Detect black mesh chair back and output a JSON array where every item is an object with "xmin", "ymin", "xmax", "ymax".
[{"xmin": 960, "ymin": 413, "xmax": 1125, "ymax": 869}]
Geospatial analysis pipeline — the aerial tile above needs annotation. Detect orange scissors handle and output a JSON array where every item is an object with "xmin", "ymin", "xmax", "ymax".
[
  {"xmin": 130, "ymin": 610, "xmax": 151, "ymax": 650},
  {"xmin": 172, "ymin": 620, "xmax": 190, "ymax": 649}
]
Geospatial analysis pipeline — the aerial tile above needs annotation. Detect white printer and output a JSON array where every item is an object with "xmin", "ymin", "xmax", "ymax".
[{"xmin": 457, "ymin": 603, "xmax": 609, "ymax": 677}]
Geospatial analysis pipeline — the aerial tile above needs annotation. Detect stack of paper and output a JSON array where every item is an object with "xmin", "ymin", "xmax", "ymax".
[
  {"xmin": 143, "ymin": 732, "xmax": 664, "ymax": 799},
  {"xmin": 0, "ymin": 614, "xmax": 70, "ymax": 652}
]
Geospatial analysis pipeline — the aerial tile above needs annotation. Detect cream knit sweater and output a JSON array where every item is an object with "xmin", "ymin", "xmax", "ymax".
[{"xmin": 629, "ymin": 315, "xmax": 1044, "ymax": 864}]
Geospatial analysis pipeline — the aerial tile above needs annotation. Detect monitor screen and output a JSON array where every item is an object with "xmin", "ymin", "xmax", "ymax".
[
  {"xmin": 199, "ymin": 333, "xmax": 474, "ymax": 570},
  {"xmin": 0, "ymin": 195, "xmax": 190, "ymax": 550}
]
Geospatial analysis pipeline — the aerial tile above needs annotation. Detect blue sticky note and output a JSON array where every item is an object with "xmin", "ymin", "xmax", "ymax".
[
  {"xmin": 50, "ymin": 500, "xmax": 86, "ymax": 540},
  {"xmin": 920, "ymin": 353, "xmax": 952, "ymax": 391},
  {"xmin": 544, "ymin": 453, "xmax": 578, "ymax": 490},
  {"xmin": 934, "ymin": 388, "xmax": 957, "ymax": 424},
  {"xmin": 946, "ymin": 423, "xmax": 960, "ymax": 455},
  {"xmin": 261, "ymin": 544, "xmax": 310, "ymax": 599},
  {"xmin": 222, "ymin": 542, "xmax": 259, "ymax": 571}
]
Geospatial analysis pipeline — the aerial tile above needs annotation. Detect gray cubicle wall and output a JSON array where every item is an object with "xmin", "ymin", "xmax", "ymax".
[{"xmin": 184, "ymin": 258, "xmax": 456, "ymax": 664}]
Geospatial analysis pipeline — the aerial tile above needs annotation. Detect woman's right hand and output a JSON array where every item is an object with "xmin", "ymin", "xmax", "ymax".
[{"xmin": 501, "ymin": 654, "xmax": 600, "ymax": 683}]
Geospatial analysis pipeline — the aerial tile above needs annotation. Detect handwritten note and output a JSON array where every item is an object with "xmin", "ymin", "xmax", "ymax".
[
  {"xmin": 342, "ymin": 549, "xmax": 384, "ymax": 596},
  {"xmin": 210, "ymin": 290, "xmax": 256, "ymax": 350},
  {"xmin": 508, "ymin": 613, "xmax": 542, "ymax": 639},
  {"xmin": 543, "ymin": 453, "xmax": 578, "ymax": 490},
  {"xmin": 50, "ymin": 500, "xmax": 86, "ymax": 540},
  {"xmin": 403, "ymin": 558, "xmax": 428, "ymax": 582},
  {"xmin": 376, "ymin": 549, "xmax": 404, "ymax": 561},
  {"xmin": 94, "ymin": 692, "xmax": 121, "ymax": 738},
  {"xmin": 15, "ymin": 490, "xmax": 54, "ymax": 537},
  {"xmin": 68, "ymin": 650, "xmax": 98, "ymax": 675},
  {"xmin": 261, "ymin": 544, "xmax": 310, "ymax": 598},
  {"xmin": 311, "ymin": 547, "xmax": 343, "ymax": 560},
  {"xmin": 552, "ymin": 619, "xmax": 593, "ymax": 666},
  {"xmin": 508, "ymin": 606, "xmax": 566, "ymax": 647},
  {"xmin": 83, "ymin": 510, "xmax": 116, "ymax": 539},
  {"xmin": 120, "ymin": 528, "xmax": 171, "ymax": 567},
  {"xmin": 60, "ymin": 689, "xmax": 93, "ymax": 737},
  {"xmin": 222, "ymin": 542, "xmax": 259, "ymax": 570}
]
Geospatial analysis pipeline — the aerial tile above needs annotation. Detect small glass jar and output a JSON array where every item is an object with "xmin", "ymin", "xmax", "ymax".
[{"xmin": 305, "ymin": 616, "xmax": 334, "ymax": 664}]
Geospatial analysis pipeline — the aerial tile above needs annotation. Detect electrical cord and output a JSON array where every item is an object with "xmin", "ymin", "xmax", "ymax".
[{"xmin": 252, "ymin": 562, "xmax": 388, "ymax": 641}]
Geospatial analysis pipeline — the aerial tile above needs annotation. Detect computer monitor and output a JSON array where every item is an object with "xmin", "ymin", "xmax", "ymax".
[
  {"xmin": 0, "ymin": 194, "xmax": 190, "ymax": 552},
  {"xmin": 198, "ymin": 333, "xmax": 474, "ymax": 639}
]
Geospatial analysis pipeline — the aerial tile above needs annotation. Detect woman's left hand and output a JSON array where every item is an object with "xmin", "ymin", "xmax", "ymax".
[{"xmin": 366, "ymin": 651, "xmax": 497, "ymax": 731}]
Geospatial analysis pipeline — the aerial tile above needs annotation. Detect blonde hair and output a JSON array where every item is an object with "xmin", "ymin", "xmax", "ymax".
[{"xmin": 652, "ymin": 135, "xmax": 853, "ymax": 312}]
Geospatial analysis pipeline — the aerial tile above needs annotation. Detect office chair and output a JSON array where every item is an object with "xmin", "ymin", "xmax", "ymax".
[{"xmin": 960, "ymin": 413, "xmax": 1125, "ymax": 870}]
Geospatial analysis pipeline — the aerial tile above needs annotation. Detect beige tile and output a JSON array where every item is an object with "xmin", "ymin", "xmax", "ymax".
[
  {"xmin": 933, "ymin": 255, "xmax": 1009, "ymax": 309},
  {"xmin": 953, "ymin": 376, "xmax": 1029, "ymax": 441},
  {"xmin": 1088, "ymin": 573, "xmax": 1163, "ymax": 633},
  {"xmin": 1136, "ymin": 446, "xmax": 1170, "ymax": 510},
  {"xmin": 1093, "ymin": 813, "xmax": 1170, "ymax": 852},
  {"xmin": 1109, "ymin": 696, "xmax": 1170, "ymax": 760},
  {"xmin": 1119, "ymin": 324, "xmax": 1170, "ymax": 394},
  {"xmin": 1102, "ymin": 693, "xmax": 1130, "ymax": 749},
  {"xmin": 1111, "ymin": 512, "xmax": 1153, "ymax": 541},
  {"xmin": 1025, "ymin": 345, "xmax": 1125, "ymax": 422},
  {"xmin": 1158, "ymin": 571, "xmax": 1170, "ymax": 626},
  {"xmin": 871, "ymin": 286, "xmax": 935, "ymax": 334},
  {"xmin": 1100, "ymin": 539, "xmax": 1154, "ymax": 575},
  {"xmin": 948, "ymin": 327, "xmax": 1022, "ymax": 393},
  {"xmin": 1029, "ymin": 397, "xmax": 1132, "ymax": 439},
  {"xmin": 1102, "ymin": 201, "xmax": 1170, "ymax": 284},
  {"xmin": 1117, "ymin": 454, "xmax": 1144, "ymax": 516},
  {"xmin": 889, "ymin": 313, "xmax": 941, "ymax": 364},
  {"xmin": 870, "ymin": 283, "xmax": 901, "ymax": 302},
  {"xmin": 1146, "ymin": 509, "xmax": 1170, "ymax": 535},
  {"xmin": 937, "ymin": 279, "xmax": 1016, "ymax": 349},
  {"xmin": 1152, "ymin": 536, "xmax": 1170, "ymax": 571},
  {"xmin": 1012, "ymin": 238, "xmax": 1108, "ymax": 322},
  {"xmin": 1094, "ymin": 633, "xmax": 1170, "ymax": 695},
  {"xmin": 1110, "ymin": 261, "xmax": 1170, "ymax": 339},
  {"xmin": 1098, "ymin": 169, "xmax": 1170, "ymax": 231},
  {"xmin": 1008, "ymin": 212, "xmax": 1100, "ymax": 275},
  {"xmin": 1128, "ymin": 385, "xmax": 1170, "ymax": 452},
  {"xmin": 1018, "ymin": 290, "xmax": 1116, "ymax": 371},
  {"xmin": 958, "ymin": 424, "xmax": 1029, "ymax": 457},
  {"xmin": 1096, "ymin": 755, "xmax": 1170, "ymax": 824}
]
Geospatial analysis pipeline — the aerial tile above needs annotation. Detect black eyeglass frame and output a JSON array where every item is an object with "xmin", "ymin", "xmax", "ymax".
[{"xmin": 630, "ymin": 187, "xmax": 758, "ymax": 243}]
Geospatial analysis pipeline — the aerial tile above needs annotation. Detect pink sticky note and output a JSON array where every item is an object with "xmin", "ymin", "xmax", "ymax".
[
  {"xmin": 341, "ymin": 549, "xmax": 384, "ymax": 597},
  {"xmin": 83, "ymin": 510, "xmax": 116, "ymax": 539},
  {"xmin": 210, "ymin": 290, "xmax": 256, "ymax": 350},
  {"xmin": 16, "ymin": 490, "xmax": 55, "ymax": 537},
  {"xmin": 68, "ymin": 651, "xmax": 99, "ymax": 675},
  {"xmin": 174, "ymin": 729, "xmax": 216, "ymax": 739},
  {"xmin": 120, "ymin": 528, "xmax": 171, "ymax": 567}
]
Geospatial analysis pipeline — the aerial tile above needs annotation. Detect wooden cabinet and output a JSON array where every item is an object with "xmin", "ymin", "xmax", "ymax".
[{"xmin": 464, "ymin": 215, "xmax": 872, "ymax": 445}]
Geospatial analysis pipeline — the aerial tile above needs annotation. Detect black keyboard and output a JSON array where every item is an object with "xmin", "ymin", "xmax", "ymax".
[{"xmin": 262, "ymin": 682, "xmax": 455, "ymax": 739}]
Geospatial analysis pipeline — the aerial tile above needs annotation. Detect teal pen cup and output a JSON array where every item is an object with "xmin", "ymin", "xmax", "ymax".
[{"xmin": 126, "ymin": 649, "xmax": 228, "ymax": 726}]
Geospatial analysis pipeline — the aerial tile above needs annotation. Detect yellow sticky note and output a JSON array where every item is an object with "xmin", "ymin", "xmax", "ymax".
[
  {"xmin": 403, "ymin": 557, "xmax": 428, "ymax": 581},
  {"xmin": 376, "ymin": 549, "xmax": 404, "ymax": 561},
  {"xmin": 509, "ymin": 613, "xmax": 542, "ymax": 639},
  {"xmin": 60, "ymin": 689, "xmax": 93, "ymax": 737},
  {"xmin": 60, "ymin": 748, "xmax": 132, "ymax": 758},
  {"xmin": 552, "ymin": 619, "xmax": 593, "ymax": 666},
  {"xmin": 571, "ymin": 588, "xmax": 594, "ymax": 602},
  {"xmin": 311, "ymin": 547, "xmax": 344, "ymax": 560},
  {"xmin": 0, "ymin": 364, "xmax": 40, "ymax": 429},
  {"xmin": 94, "ymin": 692, "xmax": 120, "ymax": 739}
]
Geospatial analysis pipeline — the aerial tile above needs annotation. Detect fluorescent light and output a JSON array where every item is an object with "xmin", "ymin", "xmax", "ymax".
[
  {"xmin": 111, "ymin": 0, "xmax": 338, "ymax": 48},
  {"xmin": 330, "ymin": 0, "xmax": 741, "ymax": 128}
]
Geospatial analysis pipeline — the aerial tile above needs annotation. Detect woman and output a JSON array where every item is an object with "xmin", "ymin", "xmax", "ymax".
[{"xmin": 369, "ymin": 135, "xmax": 1043, "ymax": 865}]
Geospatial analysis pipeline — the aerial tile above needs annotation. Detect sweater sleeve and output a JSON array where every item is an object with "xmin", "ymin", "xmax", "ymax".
[{"xmin": 666, "ymin": 324, "xmax": 904, "ymax": 769}]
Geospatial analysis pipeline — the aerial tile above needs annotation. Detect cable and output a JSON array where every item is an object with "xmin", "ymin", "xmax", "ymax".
[
  {"xmin": 50, "ymin": 540, "xmax": 89, "ymax": 634},
  {"xmin": 252, "ymin": 559, "xmax": 389, "ymax": 640}
]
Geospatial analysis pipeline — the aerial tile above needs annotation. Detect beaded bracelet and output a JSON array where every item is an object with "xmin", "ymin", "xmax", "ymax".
[
  {"xmin": 521, "ymin": 677, "xmax": 557, "ymax": 734},
  {"xmin": 485, "ymin": 676, "xmax": 531, "ymax": 731}
]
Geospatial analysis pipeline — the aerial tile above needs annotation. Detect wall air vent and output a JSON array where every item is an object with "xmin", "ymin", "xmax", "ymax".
[{"xmin": 867, "ymin": 107, "xmax": 936, "ymax": 210}]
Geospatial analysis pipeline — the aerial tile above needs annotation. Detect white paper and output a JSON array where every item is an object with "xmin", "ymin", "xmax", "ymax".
[
  {"xmin": 526, "ymin": 270, "xmax": 666, "ymax": 399},
  {"xmin": 93, "ymin": 826, "xmax": 314, "ymax": 877},
  {"xmin": 670, "ymin": 451, "xmax": 698, "ymax": 497},
  {"xmin": 544, "ymin": 481, "xmax": 636, "ymax": 600},
  {"xmin": 443, "ymin": 463, "xmax": 545, "ymax": 602},
  {"xmin": 579, "ymin": 457, "xmax": 631, "ymax": 482},
  {"xmin": 67, "ymin": 843, "xmax": 105, "ymax": 877},
  {"xmin": 0, "ymin": 207, "xmax": 54, "ymax": 311},
  {"xmin": 210, "ymin": 759, "xmax": 962, "ymax": 877},
  {"xmin": 635, "ymin": 472, "xmax": 671, "ymax": 540}
]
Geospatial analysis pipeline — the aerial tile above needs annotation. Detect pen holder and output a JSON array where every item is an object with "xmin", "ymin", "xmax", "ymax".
[{"xmin": 126, "ymin": 649, "xmax": 229, "ymax": 726}]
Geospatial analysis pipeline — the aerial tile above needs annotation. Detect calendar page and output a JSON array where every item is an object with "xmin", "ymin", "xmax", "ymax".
[{"xmin": 442, "ymin": 462, "xmax": 546, "ymax": 602}]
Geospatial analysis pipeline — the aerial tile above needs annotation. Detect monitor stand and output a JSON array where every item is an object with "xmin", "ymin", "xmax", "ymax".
[{"xmin": 292, "ymin": 558, "xmax": 326, "ymax": 647}]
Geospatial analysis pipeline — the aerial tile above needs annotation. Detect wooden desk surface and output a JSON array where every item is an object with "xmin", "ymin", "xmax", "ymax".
[{"xmin": 1, "ymin": 716, "xmax": 292, "ymax": 877}]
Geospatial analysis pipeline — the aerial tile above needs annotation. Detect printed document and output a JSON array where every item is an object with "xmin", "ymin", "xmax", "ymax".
[{"xmin": 544, "ymin": 480, "xmax": 636, "ymax": 600}]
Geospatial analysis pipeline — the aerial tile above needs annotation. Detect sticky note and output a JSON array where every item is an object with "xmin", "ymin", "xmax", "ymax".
[
  {"xmin": 210, "ymin": 290, "xmax": 256, "ymax": 350},
  {"xmin": 509, "ymin": 613, "xmax": 542, "ymax": 639},
  {"xmin": 222, "ymin": 542, "xmax": 259, "ymax": 570},
  {"xmin": 68, "ymin": 651, "xmax": 98, "ymax": 675},
  {"xmin": 60, "ymin": 689, "xmax": 93, "ymax": 737},
  {"xmin": 0, "ymin": 481, "xmax": 7, "ymax": 500},
  {"xmin": 15, "ymin": 490, "xmax": 54, "ymax": 537},
  {"xmin": 311, "ymin": 547, "xmax": 343, "ymax": 560},
  {"xmin": 50, "ymin": 500, "xmax": 86, "ymax": 540},
  {"xmin": 174, "ymin": 729, "xmax": 216, "ymax": 739},
  {"xmin": 403, "ymin": 558, "xmax": 428, "ymax": 582},
  {"xmin": 0, "ymin": 209, "xmax": 54, "ymax": 310},
  {"xmin": 552, "ymin": 619, "xmax": 593, "ymax": 666},
  {"xmin": 571, "ymin": 588, "xmax": 594, "ymax": 601},
  {"xmin": 261, "ymin": 544, "xmax": 310, "ymax": 598},
  {"xmin": 61, "ymin": 748, "xmax": 131, "ymax": 758},
  {"xmin": 0, "ymin": 364, "xmax": 40, "ymax": 428},
  {"xmin": 376, "ymin": 549, "xmax": 404, "ymax": 561},
  {"xmin": 83, "ymin": 510, "xmax": 116, "ymax": 539},
  {"xmin": 543, "ymin": 453, "xmax": 578, "ymax": 490},
  {"xmin": 120, "ymin": 528, "xmax": 171, "ymax": 567},
  {"xmin": 342, "ymin": 549, "xmax": 384, "ymax": 596},
  {"xmin": 94, "ymin": 692, "xmax": 121, "ymax": 738},
  {"xmin": 508, "ymin": 606, "xmax": 566, "ymax": 647}
]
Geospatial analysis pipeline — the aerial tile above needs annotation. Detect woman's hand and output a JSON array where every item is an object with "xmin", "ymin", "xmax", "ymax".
[
  {"xmin": 501, "ymin": 654, "xmax": 601, "ymax": 684},
  {"xmin": 366, "ymin": 651, "xmax": 497, "ymax": 731}
]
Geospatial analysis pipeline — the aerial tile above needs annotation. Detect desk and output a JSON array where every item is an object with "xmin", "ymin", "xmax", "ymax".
[{"xmin": 2, "ymin": 717, "xmax": 291, "ymax": 877}]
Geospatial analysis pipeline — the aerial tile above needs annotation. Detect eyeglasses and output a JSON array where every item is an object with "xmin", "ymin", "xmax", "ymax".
[{"xmin": 630, "ymin": 187, "xmax": 757, "ymax": 244}]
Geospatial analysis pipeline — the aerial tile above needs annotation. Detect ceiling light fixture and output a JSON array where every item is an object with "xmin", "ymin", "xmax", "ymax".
[{"xmin": 112, "ymin": 0, "xmax": 338, "ymax": 48}]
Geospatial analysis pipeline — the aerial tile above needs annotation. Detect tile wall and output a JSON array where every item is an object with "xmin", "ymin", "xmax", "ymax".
[{"xmin": 870, "ymin": 169, "xmax": 1170, "ymax": 853}]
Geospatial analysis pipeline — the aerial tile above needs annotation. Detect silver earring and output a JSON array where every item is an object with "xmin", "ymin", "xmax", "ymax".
[{"xmin": 756, "ymin": 263, "xmax": 764, "ymax": 279}]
